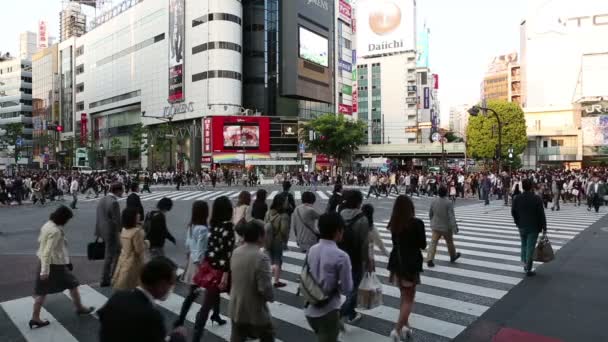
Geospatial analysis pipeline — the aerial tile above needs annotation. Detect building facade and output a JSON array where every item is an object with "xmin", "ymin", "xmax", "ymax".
[
  {"xmin": 482, "ymin": 53, "xmax": 519, "ymax": 102},
  {"xmin": 60, "ymin": 2, "xmax": 87, "ymax": 41},
  {"xmin": 0, "ymin": 57, "xmax": 33, "ymax": 169},
  {"xmin": 19, "ymin": 31, "xmax": 39, "ymax": 60}
]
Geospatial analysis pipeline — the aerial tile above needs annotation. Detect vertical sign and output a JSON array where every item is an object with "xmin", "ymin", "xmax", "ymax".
[
  {"xmin": 203, "ymin": 118, "xmax": 212, "ymax": 153},
  {"xmin": 168, "ymin": 0, "xmax": 185, "ymax": 103},
  {"xmin": 38, "ymin": 20, "xmax": 48, "ymax": 49},
  {"xmin": 423, "ymin": 87, "xmax": 430, "ymax": 109},
  {"xmin": 433, "ymin": 74, "xmax": 439, "ymax": 90},
  {"xmin": 352, "ymin": 89, "xmax": 358, "ymax": 113},
  {"xmin": 339, "ymin": 104, "xmax": 353, "ymax": 115},
  {"xmin": 338, "ymin": 0, "xmax": 352, "ymax": 23},
  {"xmin": 80, "ymin": 113, "xmax": 88, "ymax": 146}
]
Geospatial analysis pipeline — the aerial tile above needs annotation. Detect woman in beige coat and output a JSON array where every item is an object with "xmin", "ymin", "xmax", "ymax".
[{"xmin": 112, "ymin": 207, "xmax": 149, "ymax": 290}]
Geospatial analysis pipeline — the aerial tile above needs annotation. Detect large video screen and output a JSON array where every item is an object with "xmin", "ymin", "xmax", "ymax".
[
  {"xmin": 299, "ymin": 26, "xmax": 328, "ymax": 67},
  {"xmin": 223, "ymin": 124, "xmax": 260, "ymax": 149}
]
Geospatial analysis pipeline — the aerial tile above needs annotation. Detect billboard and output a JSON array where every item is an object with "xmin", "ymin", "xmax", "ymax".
[
  {"xmin": 356, "ymin": 0, "xmax": 415, "ymax": 57},
  {"xmin": 211, "ymin": 116, "xmax": 270, "ymax": 153},
  {"xmin": 582, "ymin": 116, "xmax": 608, "ymax": 146},
  {"xmin": 338, "ymin": 0, "xmax": 352, "ymax": 23},
  {"xmin": 80, "ymin": 113, "xmax": 88, "ymax": 146},
  {"xmin": 416, "ymin": 26, "xmax": 429, "ymax": 67},
  {"xmin": 423, "ymin": 87, "xmax": 430, "ymax": 109},
  {"xmin": 38, "ymin": 20, "xmax": 48, "ymax": 49},
  {"xmin": 168, "ymin": 0, "xmax": 185, "ymax": 103},
  {"xmin": 299, "ymin": 27, "xmax": 329, "ymax": 67},
  {"xmin": 203, "ymin": 118, "xmax": 212, "ymax": 153}
]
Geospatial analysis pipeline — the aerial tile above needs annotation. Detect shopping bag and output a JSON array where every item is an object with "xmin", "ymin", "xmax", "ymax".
[
  {"xmin": 533, "ymin": 233, "xmax": 555, "ymax": 263},
  {"xmin": 357, "ymin": 272, "xmax": 383, "ymax": 310}
]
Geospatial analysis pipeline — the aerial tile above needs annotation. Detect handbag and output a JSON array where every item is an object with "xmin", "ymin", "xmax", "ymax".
[
  {"xmin": 357, "ymin": 272, "xmax": 383, "ymax": 310},
  {"xmin": 193, "ymin": 260, "xmax": 224, "ymax": 291},
  {"xmin": 87, "ymin": 237, "xmax": 105, "ymax": 260},
  {"xmin": 533, "ymin": 233, "xmax": 555, "ymax": 263}
]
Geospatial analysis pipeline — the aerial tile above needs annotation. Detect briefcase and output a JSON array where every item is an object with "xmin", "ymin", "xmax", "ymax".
[{"xmin": 87, "ymin": 237, "xmax": 105, "ymax": 260}]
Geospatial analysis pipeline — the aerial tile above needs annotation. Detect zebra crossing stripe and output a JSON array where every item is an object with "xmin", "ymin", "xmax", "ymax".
[
  {"xmin": 180, "ymin": 191, "xmax": 211, "ymax": 201},
  {"xmin": 294, "ymin": 191, "xmax": 302, "ymax": 200},
  {"xmin": 139, "ymin": 191, "xmax": 179, "ymax": 201},
  {"xmin": 229, "ymin": 191, "xmax": 241, "ymax": 198},
  {"xmin": 315, "ymin": 191, "xmax": 329, "ymax": 200},
  {"xmin": 63, "ymin": 285, "xmax": 106, "ymax": 315},
  {"xmin": 165, "ymin": 191, "xmax": 199, "ymax": 200},
  {"xmin": 267, "ymin": 190, "xmax": 279, "ymax": 200},
  {"xmin": 1, "ymin": 296, "xmax": 79, "ymax": 342},
  {"xmin": 465, "ymin": 216, "xmax": 590, "ymax": 230}
]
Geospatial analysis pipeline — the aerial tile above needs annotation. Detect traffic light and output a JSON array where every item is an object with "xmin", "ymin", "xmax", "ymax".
[
  {"xmin": 46, "ymin": 121, "xmax": 63, "ymax": 132},
  {"xmin": 56, "ymin": 125, "xmax": 63, "ymax": 132}
]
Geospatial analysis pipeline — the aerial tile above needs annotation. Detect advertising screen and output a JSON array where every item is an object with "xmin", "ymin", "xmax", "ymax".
[
  {"xmin": 168, "ymin": 0, "xmax": 185, "ymax": 103},
  {"xmin": 223, "ymin": 124, "xmax": 260, "ymax": 149},
  {"xmin": 582, "ymin": 116, "xmax": 608, "ymax": 146},
  {"xmin": 356, "ymin": 0, "xmax": 415, "ymax": 57},
  {"xmin": 299, "ymin": 27, "xmax": 329, "ymax": 67}
]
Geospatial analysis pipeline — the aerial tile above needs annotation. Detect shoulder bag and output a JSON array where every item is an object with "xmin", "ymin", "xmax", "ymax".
[
  {"xmin": 296, "ymin": 207, "xmax": 319, "ymax": 239},
  {"xmin": 299, "ymin": 253, "xmax": 336, "ymax": 307}
]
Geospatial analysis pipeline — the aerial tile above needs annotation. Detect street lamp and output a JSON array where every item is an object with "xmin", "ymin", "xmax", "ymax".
[
  {"xmin": 468, "ymin": 105, "xmax": 503, "ymax": 172},
  {"xmin": 99, "ymin": 143, "xmax": 105, "ymax": 169}
]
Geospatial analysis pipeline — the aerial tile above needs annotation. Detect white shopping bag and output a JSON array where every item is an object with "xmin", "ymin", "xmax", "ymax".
[{"xmin": 357, "ymin": 272, "xmax": 383, "ymax": 310}]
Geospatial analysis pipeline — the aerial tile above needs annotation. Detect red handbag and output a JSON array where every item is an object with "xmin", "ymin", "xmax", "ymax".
[{"xmin": 193, "ymin": 260, "xmax": 223, "ymax": 290}]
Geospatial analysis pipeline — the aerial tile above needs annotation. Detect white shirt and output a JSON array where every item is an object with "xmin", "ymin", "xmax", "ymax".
[{"xmin": 70, "ymin": 180, "xmax": 79, "ymax": 193}]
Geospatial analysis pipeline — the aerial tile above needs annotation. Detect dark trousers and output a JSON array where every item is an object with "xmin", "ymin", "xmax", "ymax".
[
  {"xmin": 193, "ymin": 288, "xmax": 221, "ymax": 342},
  {"xmin": 588, "ymin": 194, "xmax": 600, "ymax": 212},
  {"xmin": 71, "ymin": 192, "xmax": 78, "ymax": 209},
  {"xmin": 388, "ymin": 184, "xmax": 399, "ymax": 195},
  {"xmin": 518, "ymin": 228, "xmax": 540, "ymax": 271},
  {"xmin": 142, "ymin": 184, "xmax": 151, "ymax": 193},
  {"xmin": 230, "ymin": 322, "xmax": 275, "ymax": 342},
  {"xmin": 175, "ymin": 285, "xmax": 221, "ymax": 327},
  {"xmin": 13, "ymin": 189, "xmax": 22, "ymax": 205},
  {"xmin": 101, "ymin": 236, "xmax": 120, "ymax": 285},
  {"xmin": 340, "ymin": 268, "xmax": 362, "ymax": 320},
  {"xmin": 366, "ymin": 185, "xmax": 379, "ymax": 198},
  {"xmin": 483, "ymin": 188, "xmax": 490, "ymax": 205},
  {"xmin": 307, "ymin": 310, "xmax": 340, "ymax": 342}
]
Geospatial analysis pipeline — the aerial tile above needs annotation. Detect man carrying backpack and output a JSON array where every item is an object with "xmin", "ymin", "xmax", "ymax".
[
  {"xmin": 338, "ymin": 190, "xmax": 370, "ymax": 325},
  {"xmin": 303, "ymin": 212, "xmax": 353, "ymax": 342}
]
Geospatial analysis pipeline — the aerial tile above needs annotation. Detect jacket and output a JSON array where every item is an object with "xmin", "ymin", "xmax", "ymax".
[
  {"xmin": 387, "ymin": 218, "xmax": 427, "ymax": 275},
  {"xmin": 98, "ymin": 288, "xmax": 185, "ymax": 342},
  {"xmin": 429, "ymin": 197, "xmax": 458, "ymax": 234},
  {"xmin": 185, "ymin": 224, "xmax": 209, "ymax": 264},
  {"xmin": 95, "ymin": 194, "xmax": 121, "ymax": 242},
  {"xmin": 205, "ymin": 221, "xmax": 236, "ymax": 272},
  {"xmin": 146, "ymin": 211, "xmax": 176, "ymax": 249},
  {"xmin": 229, "ymin": 244, "xmax": 274, "ymax": 326},
  {"xmin": 511, "ymin": 191, "xmax": 547, "ymax": 233},
  {"xmin": 249, "ymin": 200, "xmax": 268, "ymax": 221},
  {"xmin": 112, "ymin": 227, "xmax": 148, "ymax": 290},
  {"xmin": 291, "ymin": 204, "xmax": 320, "ymax": 251},
  {"xmin": 338, "ymin": 209, "xmax": 370, "ymax": 274},
  {"xmin": 126, "ymin": 193, "xmax": 145, "ymax": 222},
  {"xmin": 37, "ymin": 221, "xmax": 70, "ymax": 275}
]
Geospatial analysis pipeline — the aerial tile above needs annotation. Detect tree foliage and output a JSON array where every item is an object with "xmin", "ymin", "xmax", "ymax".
[
  {"xmin": 0, "ymin": 123, "xmax": 24, "ymax": 163},
  {"xmin": 130, "ymin": 123, "xmax": 148, "ymax": 157},
  {"xmin": 301, "ymin": 114, "xmax": 367, "ymax": 165},
  {"xmin": 445, "ymin": 131, "xmax": 464, "ymax": 143},
  {"xmin": 466, "ymin": 100, "xmax": 527, "ymax": 161},
  {"xmin": 110, "ymin": 137, "xmax": 122, "ymax": 156}
]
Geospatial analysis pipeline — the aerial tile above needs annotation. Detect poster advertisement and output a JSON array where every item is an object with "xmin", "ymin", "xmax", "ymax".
[
  {"xmin": 168, "ymin": 0, "xmax": 185, "ymax": 103},
  {"xmin": 299, "ymin": 27, "xmax": 329, "ymax": 67},
  {"xmin": 582, "ymin": 116, "xmax": 608, "ymax": 146},
  {"xmin": 356, "ymin": 0, "xmax": 415, "ymax": 57}
]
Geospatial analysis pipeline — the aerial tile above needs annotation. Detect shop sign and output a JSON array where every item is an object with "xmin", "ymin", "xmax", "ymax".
[
  {"xmin": 423, "ymin": 87, "xmax": 430, "ymax": 109},
  {"xmin": 80, "ymin": 113, "xmax": 88, "ymax": 146},
  {"xmin": 203, "ymin": 118, "xmax": 212, "ymax": 153},
  {"xmin": 163, "ymin": 101, "xmax": 194, "ymax": 117},
  {"xmin": 201, "ymin": 156, "xmax": 212, "ymax": 163},
  {"xmin": 583, "ymin": 102, "xmax": 608, "ymax": 116},
  {"xmin": 352, "ymin": 90, "xmax": 358, "ymax": 112},
  {"xmin": 339, "ymin": 104, "xmax": 352, "ymax": 115},
  {"xmin": 342, "ymin": 84, "xmax": 352, "ymax": 95},
  {"xmin": 282, "ymin": 124, "xmax": 297, "ymax": 136},
  {"xmin": 338, "ymin": 0, "xmax": 352, "ymax": 23},
  {"xmin": 339, "ymin": 59, "xmax": 352, "ymax": 72}
]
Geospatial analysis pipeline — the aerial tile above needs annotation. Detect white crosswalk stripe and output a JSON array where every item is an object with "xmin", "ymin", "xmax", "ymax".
[{"xmin": 1, "ymin": 202, "xmax": 604, "ymax": 342}]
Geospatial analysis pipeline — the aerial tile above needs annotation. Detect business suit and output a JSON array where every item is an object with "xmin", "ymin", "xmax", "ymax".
[
  {"xmin": 96, "ymin": 194, "xmax": 121, "ymax": 285},
  {"xmin": 98, "ymin": 288, "xmax": 185, "ymax": 342},
  {"xmin": 126, "ymin": 192, "xmax": 145, "ymax": 222},
  {"xmin": 427, "ymin": 197, "xmax": 459, "ymax": 262},
  {"xmin": 482, "ymin": 177, "xmax": 492, "ymax": 205},
  {"xmin": 586, "ymin": 181, "xmax": 605, "ymax": 213},
  {"xmin": 229, "ymin": 244, "xmax": 275, "ymax": 342},
  {"xmin": 511, "ymin": 191, "xmax": 547, "ymax": 271}
]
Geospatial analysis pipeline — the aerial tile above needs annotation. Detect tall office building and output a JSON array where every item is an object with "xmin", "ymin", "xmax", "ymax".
[
  {"xmin": 481, "ymin": 53, "xmax": 519, "ymax": 102},
  {"xmin": 19, "ymin": 31, "xmax": 39, "ymax": 60}
]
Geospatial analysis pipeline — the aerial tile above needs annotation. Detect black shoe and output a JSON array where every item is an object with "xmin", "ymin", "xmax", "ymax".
[
  {"xmin": 210, "ymin": 314, "xmax": 227, "ymax": 326},
  {"xmin": 100, "ymin": 281, "xmax": 111, "ymax": 287},
  {"xmin": 29, "ymin": 319, "xmax": 50, "ymax": 329},
  {"xmin": 427, "ymin": 260, "xmax": 435, "ymax": 268},
  {"xmin": 551, "ymin": 207, "xmax": 555, "ymax": 211},
  {"xmin": 450, "ymin": 252, "xmax": 462, "ymax": 263},
  {"xmin": 526, "ymin": 270, "xmax": 536, "ymax": 277}
]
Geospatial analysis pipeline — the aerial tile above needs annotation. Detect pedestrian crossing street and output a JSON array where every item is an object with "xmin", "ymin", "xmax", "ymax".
[{"xmin": 1, "ymin": 203, "xmax": 603, "ymax": 342}]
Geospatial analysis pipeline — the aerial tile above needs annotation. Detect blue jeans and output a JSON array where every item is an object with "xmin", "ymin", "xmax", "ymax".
[
  {"xmin": 518, "ymin": 229, "xmax": 539, "ymax": 271},
  {"xmin": 340, "ymin": 268, "xmax": 362, "ymax": 320}
]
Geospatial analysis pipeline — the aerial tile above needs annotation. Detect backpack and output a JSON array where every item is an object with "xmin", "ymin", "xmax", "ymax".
[{"xmin": 337, "ymin": 213, "xmax": 365, "ymax": 263}]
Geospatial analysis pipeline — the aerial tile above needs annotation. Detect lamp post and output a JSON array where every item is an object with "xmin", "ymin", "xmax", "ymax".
[
  {"xmin": 468, "ymin": 105, "xmax": 503, "ymax": 173},
  {"xmin": 99, "ymin": 143, "xmax": 105, "ymax": 169}
]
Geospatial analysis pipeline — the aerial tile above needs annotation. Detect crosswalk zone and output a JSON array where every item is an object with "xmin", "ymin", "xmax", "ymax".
[{"xmin": 1, "ymin": 203, "xmax": 603, "ymax": 341}]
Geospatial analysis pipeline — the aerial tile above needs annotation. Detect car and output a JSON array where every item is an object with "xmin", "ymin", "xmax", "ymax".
[{"xmin": 71, "ymin": 166, "xmax": 93, "ymax": 175}]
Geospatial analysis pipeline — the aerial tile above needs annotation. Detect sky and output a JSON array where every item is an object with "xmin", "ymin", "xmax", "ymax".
[{"xmin": 0, "ymin": 0, "xmax": 527, "ymax": 128}]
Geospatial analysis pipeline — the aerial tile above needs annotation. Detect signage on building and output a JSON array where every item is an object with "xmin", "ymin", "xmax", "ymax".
[
  {"xmin": 338, "ymin": 0, "xmax": 352, "ymax": 23},
  {"xmin": 282, "ymin": 124, "xmax": 297, "ymax": 136},
  {"xmin": 342, "ymin": 84, "xmax": 352, "ymax": 95},
  {"xmin": 339, "ymin": 59, "xmax": 352, "ymax": 72},
  {"xmin": 433, "ymin": 74, "xmax": 439, "ymax": 90},
  {"xmin": 38, "ymin": 20, "xmax": 48, "ymax": 49},
  {"xmin": 209, "ymin": 116, "xmax": 271, "ymax": 153},
  {"xmin": 163, "ymin": 102, "xmax": 194, "ymax": 118},
  {"xmin": 168, "ymin": 0, "xmax": 185, "ymax": 103},
  {"xmin": 406, "ymin": 97, "xmax": 417, "ymax": 104},
  {"xmin": 352, "ymin": 89, "xmax": 358, "ymax": 113},
  {"xmin": 416, "ymin": 27, "xmax": 429, "ymax": 67},
  {"xmin": 80, "ymin": 113, "xmax": 88, "ymax": 146},
  {"xmin": 306, "ymin": 0, "xmax": 329, "ymax": 11},
  {"xmin": 583, "ymin": 102, "xmax": 608, "ymax": 116},
  {"xmin": 423, "ymin": 87, "xmax": 430, "ymax": 109},
  {"xmin": 356, "ymin": 0, "xmax": 415, "ymax": 57},
  {"xmin": 407, "ymin": 85, "xmax": 417, "ymax": 92},
  {"xmin": 203, "ymin": 118, "xmax": 212, "ymax": 153},
  {"xmin": 339, "ymin": 104, "xmax": 352, "ymax": 115},
  {"xmin": 405, "ymin": 126, "xmax": 418, "ymax": 133},
  {"xmin": 201, "ymin": 156, "xmax": 212, "ymax": 164}
]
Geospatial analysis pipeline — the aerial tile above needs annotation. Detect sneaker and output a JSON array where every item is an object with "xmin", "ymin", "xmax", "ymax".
[
  {"xmin": 427, "ymin": 260, "xmax": 435, "ymax": 268},
  {"xmin": 450, "ymin": 252, "xmax": 462, "ymax": 263},
  {"xmin": 347, "ymin": 312, "xmax": 362, "ymax": 324},
  {"xmin": 389, "ymin": 329, "xmax": 401, "ymax": 342}
]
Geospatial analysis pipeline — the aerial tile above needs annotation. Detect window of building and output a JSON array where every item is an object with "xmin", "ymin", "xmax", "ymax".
[
  {"xmin": 343, "ymin": 38, "xmax": 351, "ymax": 49},
  {"xmin": 75, "ymin": 46, "xmax": 84, "ymax": 57},
  {"xmin": 75, "ymin": 83, "xmax": 84, "ymax": 93},
  {"xmin": 192, "ymin": 13, "xmax": 242, "ymax": 27},
  {"xmin": 543, "ymin": 141, "xmax": 548, "ymax": 148},
  {"xmin": 76, "ymin": 101, "xmax": 85, "ymax": 111},
  {"xmin": 76, "ymin": 64, "xmax": 84, "ymax": 75},
  {"xmin": 551, "ymin": 139, "xmax": 564, "ymax": 147}
]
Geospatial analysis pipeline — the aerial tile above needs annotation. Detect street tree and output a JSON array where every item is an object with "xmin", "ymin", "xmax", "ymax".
[
  {"xmin": 444, "ymin": 131, "xmax": 464, "ymax": 143},
  {"xmin": 130, "ymin": 123, "xmax": 148, "ymax": 161},
  {"xmin": 466, "ymin": 99, "xmax": 527, "ymax": 164},
  {"xmin": 301, "ymin": 114, "xmax": 367, "ymax": 167},
  {"xmin": 0, "ymin": 123, "xmax": 24, "ymax": 163},
  {"xmin": 110, "ymin": 137, "xmax": 123, "ymax": 157}
]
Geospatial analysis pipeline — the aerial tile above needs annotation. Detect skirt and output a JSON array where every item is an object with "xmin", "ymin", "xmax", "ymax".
[
  {"xmin": 35, "ymin": 264, "xmax": 79, "ymax": 296},
  {"xmin": 389, "ymin": 271, "xmax": 420, "ymax": 288}
]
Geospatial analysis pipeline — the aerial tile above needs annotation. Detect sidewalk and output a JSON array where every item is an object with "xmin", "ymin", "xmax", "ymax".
[{"xmin": 454, "ymin": 209, "xmax": 608, "ymax": 342}]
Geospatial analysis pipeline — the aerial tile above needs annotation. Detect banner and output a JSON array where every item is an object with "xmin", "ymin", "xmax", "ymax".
[
  {"xmin": 168, "ymin": 0, "xmax": 185, "ymax": 103},
  {"xmin": 433, "ymin": 74, "xmax": 439, "ymax": 90},
  {"xmin": 80, "ymin": 113, "xmax": 88, "ymax": 146},
  {"xmin": 339, "ymin": 104, "xmax": 353, "ymax": 115},
  {"xmin": 338, "ymin": 0, "xmax": 352, "ymax": 23},
  {"xmin": 38, "ymin": 20, "xmax": 48, "ymax": 49},
  {"xmin": 203, "ymin": 118, "xmax": 212, "ymax": 152},
  {"xmin": 339, "ymin": 59, "xmax": 352, "ymax": 72},
  {"xmin": 342, "ymin": 84, "xmax": 352, "ymax": 95},
  {"xmin": 352, "ymin": 89, "xmax": 358, "ymax": 113},
  {"xmin": 423, "ymin": 87, "xmax": 430, "ymax": 109}
]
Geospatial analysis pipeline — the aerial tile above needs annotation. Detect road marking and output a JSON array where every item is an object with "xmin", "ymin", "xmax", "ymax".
[
  {"xmin": 315, "ymin": 191, "xmax": 329, "ymax": 200},
  {"xmin": 267, "ymin": 191, "xmax": 279, "ymax": 200}
]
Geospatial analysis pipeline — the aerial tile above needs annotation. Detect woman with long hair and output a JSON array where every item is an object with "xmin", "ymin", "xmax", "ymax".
[
  {"xmin": 111, "ymin": 207, "xmax": 148, "ymax": 290},
  {"xmin": 249, "ymin": 189, "xmax": 268, "ymax": 221},
  {"xmin": 387, "ymin": 195, "xmax": 427, "ymax": 341},
  {"xmin": 174, "ymin": 200, "xmax": 219, "ymax": 328},
  {"xmin": 191, "ymin": 196, "xmax": 235, "ymax": 341},
  {"xmin": 30, "ymin": 206, "xmax": 94, "ymax": 329}
]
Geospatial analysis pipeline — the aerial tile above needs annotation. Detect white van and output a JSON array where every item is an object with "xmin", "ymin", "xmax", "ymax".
[{"xmin": 72, "ymin": 166, "xmax": 93, "ymax": 174}]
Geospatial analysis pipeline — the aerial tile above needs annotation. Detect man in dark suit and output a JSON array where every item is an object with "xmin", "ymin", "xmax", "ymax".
[
  {"xmin": 96, "ymin": 182, "xmax": 123, "ymax": 287},
  {"xmin": 126, "ymin": 183, "xmax": 144, "ymax": 222},
  {"xmin": 98, "ymin": 257, "xmax": 186, "ymax": 342},
  {"xmin": 511, "ymin": 178, "xmax": 547, "ymax": 276}
]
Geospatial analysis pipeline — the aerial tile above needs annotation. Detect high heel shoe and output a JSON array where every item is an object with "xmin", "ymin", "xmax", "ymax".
[
  {"xmin": 402, "ymin": 326, "xmax": 413, "ymax": 340},
  {"xmin": 29, "ymin": 319, "xmax": 50, "ymax": 329},
  {"xmin": 210, "ymin": 314, "xmax": 227, "ymax": 326},
  {"xmin": 389, "ymin": 329, "xmax": 401, "ymax": 342}
]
